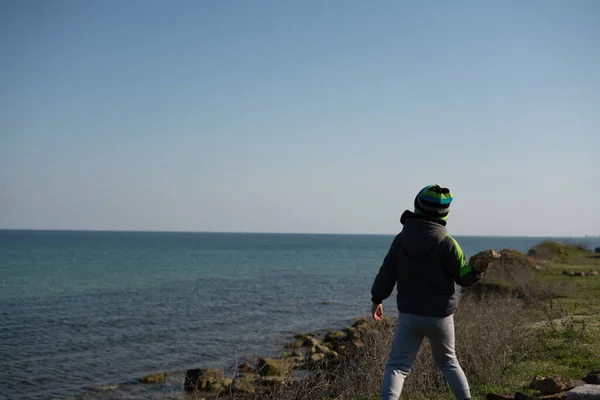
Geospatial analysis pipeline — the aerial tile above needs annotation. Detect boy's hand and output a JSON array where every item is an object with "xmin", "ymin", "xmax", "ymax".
[{"xmin": 372, "ymin": 302, "xmax": 384, "ymax": 321}]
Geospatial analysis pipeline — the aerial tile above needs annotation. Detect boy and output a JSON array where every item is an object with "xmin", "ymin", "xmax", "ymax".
[{"xmin": 370, "ymin": 184, "xmax": 486, "ymax": 400}]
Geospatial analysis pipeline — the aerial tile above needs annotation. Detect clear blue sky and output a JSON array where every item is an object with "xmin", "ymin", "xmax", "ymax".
[{"xmin": 1, "ymin": 0, "xmax": 599, "ymax": 236}]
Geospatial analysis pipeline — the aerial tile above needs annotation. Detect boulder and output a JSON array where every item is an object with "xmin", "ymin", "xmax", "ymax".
[
  {"xmin": 310, "ymin": 344, "xmax": 331, "ymax": 355},
  {"xmin": 531, "ymin": 375, "xmax": 577, "ymax": 394},
  {"xmin": 302, "ymin": 337, "xmax": 320, "ymax": 347},
  {"xmin": 256, "ymin": 358, "xmax": 289, "ymax": 377},
  {"xmin": 567, "ymin": 384, "xmax": 600, "ymax": 399},
  {"xmin": 309, "ymin": 353, "xmax": 326, "ymax": 363},
  {"xmin": 346, "ymin": 327, "xmax": 360, "ymax": 341},
  {"xmin": 285, "ymin": 340, "xmax": 304, "ymax": 350},
  {"xmin": 139, "ymin": 372, "xmax": 165, "ymax": 383},
  {"xmin": 324, "ymin": 330, "xmax": 346, "ymax": 343},
  {"xmin": 583, "ymin": 370, "xmax": 600, "ymax": 385},
  {"xmin": 352, "ymin": 318, "xmax": 371, "ymax": 328},
  {"xmin": 238, "ymin": 361, "xmax": 254, "ymax": 374},
  {"xmin": 293, "ymin": 333, "xmax": 312, "ymax": 340},
  {"xmin": 184, "ymin": 368, "xmax": 224, "ymax": 392}
]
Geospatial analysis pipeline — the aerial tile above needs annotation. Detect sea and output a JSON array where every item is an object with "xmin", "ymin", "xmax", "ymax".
[{"xmin": 1, "ymin": 230, "xmax": 599, "ymax": 400}]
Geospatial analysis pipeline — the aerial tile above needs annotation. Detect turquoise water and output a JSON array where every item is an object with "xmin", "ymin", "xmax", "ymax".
[{"xmin": 1, "ymin": 231, "xmax": 598, "ymax": 400}]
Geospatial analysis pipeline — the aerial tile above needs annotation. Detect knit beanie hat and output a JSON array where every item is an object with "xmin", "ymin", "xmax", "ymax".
[{"xmin": 414, "ymin": 184, "xmax": 453, "ymax": 220}]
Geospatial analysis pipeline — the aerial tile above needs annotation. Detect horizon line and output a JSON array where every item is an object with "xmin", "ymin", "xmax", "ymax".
[{"xmin": 0, "ymin": 228, "xmax": 596, "ymax": 239}]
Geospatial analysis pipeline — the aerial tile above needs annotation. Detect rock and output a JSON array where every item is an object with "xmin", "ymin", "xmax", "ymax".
[
  {"xmin": 567, "ymin": 384, "xmax": 600, "ymax": 399},
  {"xmin": 324, "ymin": 330, "xmax": 346, "ymax": 343},
  {"xmin": 346, "ymin": 327, "xmax": 360, "ymax": 341},
  {"xmin": 302, "ymin": 337, "xmax": 320, "ymax": 347},
  {"xmin": 293, "ymin": 333, "xmax": 312, "ymax": 340},
  {"xmin": 232, "ymin": 377, "xmax": 255, "ymax": 394},
  {"xmin": 469, "ymin": 249, "xmax": 502, "ymax": 272},
  {"xmin": 583, "ymin": 370, "xmax": 600, "ymax": 384},
  {"xmin": 238, "ymin": 361, "xmax": 254, "ymax": 374},
  {"xmin": 351, "ymin": 340, "xmax": 364, "ymax": 349},
  {"xmin": 184, "ymin": 368, "xmax": 224, "ymax": 392},
  {"xmin": 352, "ymin": 318, "xmax": 370, "ymax": 329},
  {"xmin": 531, "ymin": 375, "xmax": 575, "ymax": 394},
  {"xmin": 285, "ymin": 340, "xmax": 304, "ymax": 350},
  {"xmin": 486, "ymin": 394, "xmax": 514, "ymax": 400},
  {"xmin": 589, "ymin": 271, "xmax": 599, "ymax": 277},
  {"xmin": 139, "ymin": 372, "xmax": 165, "ymax": 383},
  {"xmin": 309, "ymin": 353, "xmax": 326, "ymax": 362},
  {"xmin": 327, "ymin": 350, "xmax": 339, "ymax": 359},
  {"xmin": 310, "ymin": 344, "xmax": 331, "ymax": 355},
  {"xmin": 256, "ymin": 358, "xmax": 289, "ymax": 377}
]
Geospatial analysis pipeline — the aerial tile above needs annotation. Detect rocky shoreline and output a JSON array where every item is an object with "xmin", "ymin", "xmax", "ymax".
[{"xmin": 133, "ymin": 315, "xmax": 387, "ymax": 399}]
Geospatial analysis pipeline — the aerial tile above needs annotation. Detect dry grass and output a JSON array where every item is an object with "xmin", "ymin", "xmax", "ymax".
[{"xmin": 211, "ymin": 294, "xmax": 536, "ymax": 400}]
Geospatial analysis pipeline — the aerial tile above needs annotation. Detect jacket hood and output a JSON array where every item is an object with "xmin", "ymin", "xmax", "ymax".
[{"xmin": 399, "ymin": 210, "xmax": 448, "ymax": 255}]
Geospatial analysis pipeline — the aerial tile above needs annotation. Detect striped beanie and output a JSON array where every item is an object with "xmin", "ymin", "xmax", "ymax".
[{"xmin": 414, "ymin": 184, "xmax": 453, "ymax": 221}]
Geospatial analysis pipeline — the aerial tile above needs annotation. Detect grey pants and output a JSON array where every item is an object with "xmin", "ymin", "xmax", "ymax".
[{"xmin": 381, "ymin": 313, "xmax": 471, "ymax": 400}]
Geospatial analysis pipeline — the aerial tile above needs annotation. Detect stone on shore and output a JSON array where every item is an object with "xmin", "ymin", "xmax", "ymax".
[
  {"xmin": 310, "ymin": 344, "xmax": 331, "ymax": 355},
  {"xmin": 138, "ymin": 372, "xmax": 165, "ymax": 383},
  {"xmin": 293, "ymin": 333, "xmax": 312, "ymax": 340},
  {"xmin": 583, "ymin": 370, "xmax": 600, "ymax": 384},
  {"xmin": 567, "ymin": 384, "xmax": 600, "ymax": 399},
  {"xmin": 530, "ymin": 375, "xmax": 580, "ymax": 394},
  {"xmin": 285, "ymin": 340, "xmax": 304, "ymax": 350},
  {"xmin": 238, "ymin": 361, "xmax": 254, "ymax": 374},
  {"xmin": 184, "ymin": 368, "xmax": 224, "ymax": 392},
  {"xmin": 257, "ymin": 358, "xmax": 289, "ymax": 377},
  {"xmin": 302, "ymin": 337, "xmax": 320, "ymax": 347},
  {"xmin": 324, "ymin": 330, "xmax": 346, "ymax": 343}
]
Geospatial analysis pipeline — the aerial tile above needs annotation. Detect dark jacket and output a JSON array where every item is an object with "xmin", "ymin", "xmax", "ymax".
[{"xmin": 370, "ymin": 211, "xmax": 483, "ymax": 317}]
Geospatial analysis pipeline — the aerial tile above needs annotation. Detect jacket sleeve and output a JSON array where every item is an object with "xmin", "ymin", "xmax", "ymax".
[
  {"xmin": 440, "ymin": 235, "xmax": 483, "ymax": 287},
  {"xmin": 370, "ymin": 235, "xmax": 400, "ymax": 304}
]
